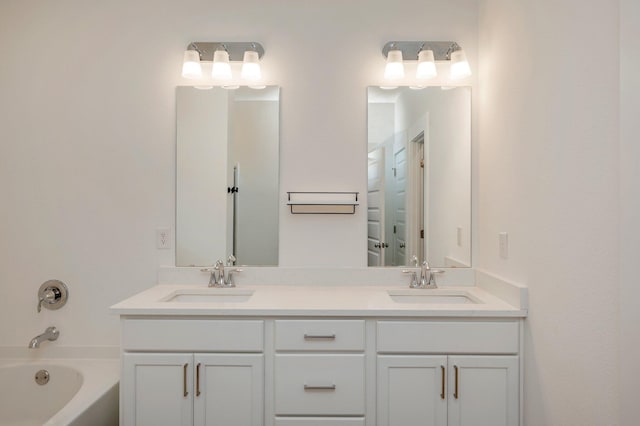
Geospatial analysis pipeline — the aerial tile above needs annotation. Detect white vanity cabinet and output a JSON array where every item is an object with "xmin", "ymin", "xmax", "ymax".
[
  {"xmin": 273, "ymin": 320, "xmax": 366, "ymax": 424},
  {"xmin": 117, "ymin": 308, "xmax": 524, "ymax": 426},
  {"xmin": 120, "ymin": 319, "xmax": 264, "ymax": 426},
  {"xmin": 446, "ymin": 355, "xmax": 519, "ymax": 426},
  {"xmin": 122, "ymin": 353, "xmax": 194, "ymax": 426},
  {"xmin": 377, "ymin": 355, "xmax": 518, "ymax": 426},
  {"xmin": 376, "ymin": 321, "xmax": 520, "ymax": 426},
  {"xmin": 377, "ymin": 355, "xmax": 448, "ymax": 426}
]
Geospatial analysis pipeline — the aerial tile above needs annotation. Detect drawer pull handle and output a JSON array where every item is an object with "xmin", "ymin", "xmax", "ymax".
[
  {"xmin": 304, "ymin": 384, "xmax": 337, "ymax": 391},
  {"xmin": 454, "ymin": 365, "xmax": 459, "ymax": 399},
  {"xmin": 196, "ymin": 363, "xmax": 201, "ymax": 397},
  {"xmin": 441, "ymin": 365, "xmax": 445, "ymax": 399},
  {"xmin": 303, "ymin": 333, "xmax": 336, "ymax": 340},
  {"xmin": 183, "ymin": 363, "xmax": 189, "ymax": 397}
]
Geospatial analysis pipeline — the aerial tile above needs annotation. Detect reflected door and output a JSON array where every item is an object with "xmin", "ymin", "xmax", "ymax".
[
  {"xmin": 368, "ymin": 147, "xmax": 385, "ymax": 266},
  {"xmin": 391, "ymin": 140, "xmax": 407, "ymax": 266}
]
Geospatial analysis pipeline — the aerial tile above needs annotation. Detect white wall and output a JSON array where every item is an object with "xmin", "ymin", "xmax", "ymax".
[
  {"xmin": 0, "ymin": 0, "xmax": 478, "ymax": 349},
  {"xmin": 619, "ymin": 0, "xmax": 640, "ymax": 423},
  {"xmin": 478, "ymin": 0, "xmax": 620, "ymax": 424},
  {"xmin": 367, "ymin": 103, "xmax": 395, "ymax": 151}
]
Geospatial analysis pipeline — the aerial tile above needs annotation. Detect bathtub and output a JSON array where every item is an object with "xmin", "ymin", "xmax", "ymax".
[{"xmin": 0, "ymin": 358, "xmax": 119, "ymax": 426}]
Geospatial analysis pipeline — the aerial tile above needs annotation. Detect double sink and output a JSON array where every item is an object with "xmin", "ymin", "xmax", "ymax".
[{"xmin": 160, "ymin": 288, "xmax": 481, "ymax": 305}]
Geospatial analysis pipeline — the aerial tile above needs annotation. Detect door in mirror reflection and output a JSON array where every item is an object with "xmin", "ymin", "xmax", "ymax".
[
  {"xmin": 367, "ymin": 86, "xmax": 471, "ymax": 268},
  {"xmin": 176, "ymin": 86, "xmax": 279, "ymax": 267}
]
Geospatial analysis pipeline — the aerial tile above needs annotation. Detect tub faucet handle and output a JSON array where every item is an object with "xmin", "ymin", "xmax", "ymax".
[
  {"xmin": 38, "ymin": 288, "xmax": 58, "ymax": 312},
  {"xmin": 37, "ymin": 280, "xmax": 68, "ymax": 313}
]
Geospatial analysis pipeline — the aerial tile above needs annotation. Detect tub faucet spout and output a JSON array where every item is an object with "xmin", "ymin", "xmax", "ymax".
[{"xmin": 28, "ymin": 326, "xmax": 59, "ymax": 349}]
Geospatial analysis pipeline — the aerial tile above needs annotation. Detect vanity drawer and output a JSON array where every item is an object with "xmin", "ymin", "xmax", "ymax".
[
  {"xmin": 275, "ymin": 320, "xmax": 365, "ymax": 351},
  {"xmin": 275, "ymin": 418, "xmax": 365, "ymax": 426},
  {"xmin": 377, "ymin": 320, "xmax": 519, "ymax": 354},
  {"xmin": 121, "ymin": 319, "xmax": 263, "ymax": 352},
  {"xmin": 274, "ymin": 354, "xmax": 365, "ymax": 415}
]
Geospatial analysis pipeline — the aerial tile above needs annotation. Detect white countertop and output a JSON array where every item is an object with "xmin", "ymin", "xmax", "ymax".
[{"xmin": 110, "ymin": 283, "xmax": 527, "ymax": 318}]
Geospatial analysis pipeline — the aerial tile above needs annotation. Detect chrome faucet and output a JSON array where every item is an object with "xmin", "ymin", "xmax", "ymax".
[
  {"xmin": 203, "ymin": 256, "xmax": 242, "ymax": 288},
  {"xmin": 402, "ymin": 260, "xmax": 445, "ymax": 289},
  {"xmin": 420, "ymin": 261, "xmax": 432, "ymax": 287},
  {"xmin": 28, "ymin": 326, "xmax": 59, "ymax": 349},
  {"xmin": 213, "ymin": 259, "xmax": 225, "ymax": 286}
]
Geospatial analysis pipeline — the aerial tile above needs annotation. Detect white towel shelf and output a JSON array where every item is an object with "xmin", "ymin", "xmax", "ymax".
[{"xmin": 286, "ymin": 192, "xmax": 359, "ymax": 214}]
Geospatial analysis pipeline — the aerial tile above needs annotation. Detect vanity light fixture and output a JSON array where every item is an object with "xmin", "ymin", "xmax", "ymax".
[
  {"xmin": 241, "ymin": 46, "xmax": 262, "ymax": 81},
  {"xmin": 212, "ymin": 47, "xmax": 232, "ymax": 81},
  {"xmin": 449, "ymin": 48, "xmax": 472, "ymax": 80},
  {"xmin": 181, "ymin": 45, "xmax": 202, "ymax": 79},
  {"xmin": 381, "ymin": 41, "xmax": 472, "ymax": 82},
  {"xmin": 416, "ymin": 47, "xmax": 437, "ymax": 80},
  {"xmin": 180, "ymin": 42, "xmax": 266, "ymax": 87},
  {"xmin": 383, "ymin": 46, "xmax": 405, "ymax": 80}
]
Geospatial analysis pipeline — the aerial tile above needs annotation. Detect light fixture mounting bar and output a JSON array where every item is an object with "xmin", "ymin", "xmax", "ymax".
[
  {"xmin": 187, "ymin": 42, "xmax": 265, "ymax": 62},
  {"xmin": 382, "ymin": 41, "xmax": 459, "ymax": 61}
]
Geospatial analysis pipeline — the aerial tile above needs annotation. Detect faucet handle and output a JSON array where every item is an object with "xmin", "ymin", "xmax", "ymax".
[
  {"xmin": 428, "ymin": 269, "xmax": 445, "ymax": 287},
  {"xmin": 227, "ymin": 255, "xmax": 236, "ymax": 266},
  {"xmin": 200, "ymin": 259, "xmax": 224, "ymax": 273},
  {"xmin": 37, "ymin": 289, "xmax": 56, "ymax": 313},
  {"xmin": 37, "ymin": 280, "xmax": 68, "ymax": 313},
  {"xmin": 402, "ymin": 270, "xmax": 419, "ymax": 288},
  {"xmin": 225, "ymin": 269, "xmax": 243, "ymax": 287}
]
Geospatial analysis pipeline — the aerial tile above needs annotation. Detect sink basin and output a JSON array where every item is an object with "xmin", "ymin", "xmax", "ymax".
[
  {"xmin": 387, "ymin": 290, "xmax": 480, "ymax": 304},
  {"xmin": 161, "ymin": 289, "xmax": 254, "ymax": 303}
]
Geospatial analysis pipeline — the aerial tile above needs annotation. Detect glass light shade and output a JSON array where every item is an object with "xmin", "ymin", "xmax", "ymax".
[
  {"xmin": 212, "ymin": 50, "xmax": 232, "ymax": 80},
  {"xmin": 181, "ymin": 50, "xmax": 202, "ymax": 79},
  {"xmin": 241, "ymin": 51, "xmax": 262, "ymax": 81},
  {"xmin": 384, "ymin": 49, "xmax": 404, "ymax": 80},
  {"xmin": 416, "ymin": 49, "xmax": 437, "ymax": 79},
  {"xmin": 450, "ymin": 49, "xmax": 471, "ymax": 80}
]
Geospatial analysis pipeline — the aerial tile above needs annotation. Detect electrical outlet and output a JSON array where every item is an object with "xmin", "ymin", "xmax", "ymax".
[
  {"xmin": 457, "ymin": 227, "xmax": 462, "ymax": 246},
  {"xmin": 499, "ymin": 232, "xmax": 508, "ymax": 259},
  {"xmin": 156, "ymin": 228, "xmax": 171, "ymax": 249}
]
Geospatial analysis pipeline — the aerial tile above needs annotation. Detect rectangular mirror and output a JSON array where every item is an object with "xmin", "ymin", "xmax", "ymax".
[
  {"xmin": 367, "ymin": 86, "xmax": 471, "ymax": 268},
  {"xmin": 176, "ymin": 86, "xmax": 280, "ymax": 266}
]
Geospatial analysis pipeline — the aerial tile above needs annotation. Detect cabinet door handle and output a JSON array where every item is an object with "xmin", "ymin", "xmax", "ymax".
[
  {"xmin": 183, "ymin": 363, "xmax": 189, "ymax": 397},
  {"xmin": 441, "ymin": 365, "xmax": 446, "ymax": 399},
  {"xmin": 304, "ymin": 384, "xmax": 336, "ymax": 391},
  {"xmin": 304, "ymin": 333, "xmax": 336, "ymax": 340},
  {"xmin": 196, "ymin": 363, "xmax": 201, "ymax": 397},
  {"xmin": 454, "ymin": 365, "xmax": 459, "ymax": 399}
]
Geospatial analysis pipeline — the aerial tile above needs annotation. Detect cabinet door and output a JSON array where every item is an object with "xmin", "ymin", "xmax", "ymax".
[
  {"xmin": 447, "ymin": 356, "xmax": 519, "ymax": 426},
  {"xmin": 377, "ymin": 355, "xmax": 448, "ymax": 426},
  {"xmin": 122, "ymin": 353, "xmax": 193, "ymax": 426},
  {"xmin": 193, "ymin": 354, "xmax": 264, "ymax": 426}
]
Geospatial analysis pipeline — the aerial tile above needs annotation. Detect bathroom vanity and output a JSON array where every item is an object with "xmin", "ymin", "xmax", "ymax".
[{"xmin": 111, "ymin": 268, "xmax": 527, "ymax": 426}]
